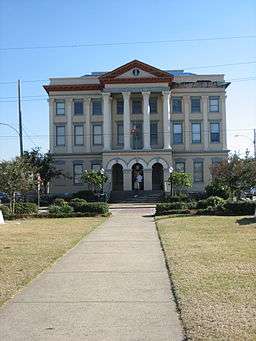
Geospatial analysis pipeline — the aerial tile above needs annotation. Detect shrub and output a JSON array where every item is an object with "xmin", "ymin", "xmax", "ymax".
[
  {"xmin": 72, "ymin": 190, "xmax": 98, "ymax": 202},
  {"xmin": 205, "ymin": 180, "xmax": 230, "ymax": 199},
  {"xmin": 14, "ymin": 202, "xmax": 38, "ymax": 215},
  {"xmin": 72, "ymin": 202, "xmax": 109, "ymax": 214},
  {"xmin": 222, "ymin": 201, "xmax": 256, "ymax": 215},
  {"xmin": 156, "ymin": 202, "xmax": 188, "ymax": 215},
  {"xmin": 54, "ymin": 198, "xmax": 68, "ymax": 206},
  {"xmin": 155, "ymin": 206, "xmax": 190, "ymax": 216},
  {"xmin": 48, "ymin": 204, "xmax": 73, "ymax": 215},
  {"xmin": 162, "ymin": 195, "xmax": 190, "ymax": 203},
  {"xmin": 197, "ymin": 196, "xmax": 225, "ymax": 209},
  {"xmin": 69, "ymin": 198, "xmax": 87, "ymax": 211},
  {"xmin": 0, "ymin": 204, "xmax": 14, "ymax": 219}
]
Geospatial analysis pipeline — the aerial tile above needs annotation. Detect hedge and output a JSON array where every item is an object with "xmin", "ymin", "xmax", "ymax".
[
  {"xmin": 197, "ymin": 196, "xmax": 225, "ymax": 209},
  {"xmin": 161, "ymin": 195, "xmax": 190, "ymax": 203},
  {"xmin": 72, "ymin": 202, "xmax": 109, "ymax": 214},
  {"xmin": 155, "ymin": 203, "xmax": 189, "ymax": 215},
  {"xmin": 197, "ymin": 201, "xmax": 256, "ymax": 216},
  {"xmin": 48, "ymin": 204, "xmax": 73, "ymax": 215},
  {"xmin": 14, "ymin": 202, "xmax": 38, "ymax": 215}
]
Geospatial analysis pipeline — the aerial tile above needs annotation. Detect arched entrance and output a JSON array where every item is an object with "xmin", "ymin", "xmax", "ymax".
[
  {"xmin": 112, "ymin": 163, "xmax": 123, "ymax": 191},
  {"xmin": 132, "ymin": 163, "xmax": 144, "ymax": 190},
  {"xmin": 152, "ymin": 163, "xmax": 164, "ymax": 190}
]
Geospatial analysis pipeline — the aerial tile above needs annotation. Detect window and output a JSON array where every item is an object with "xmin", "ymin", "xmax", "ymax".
[
  {"xmin": 56, "ymin": 100, "xmax": 65, "ymax": 115},
  {"xmin": 191, "ymin": 97, "xmax": 201, "ymax": 113},
  {"xmin": 191, "ymin": 123, "xmax": 201, "ymax": 143},
  {"xmin": 74, "ymin": 100, "xmax": 83, "ymax": 115},
  {"xmin": 54, "ymin": 161, "xmax": 66, "ymax": 186},
  {"xmin": 175, "ymin": 161, "xmax": 185, "ymax": 173},
  {"xmin": 210, "ymin": 122, "xmax": 220, "ymax": 143},
  {"xmin": 209, "ymin": 96, "xmax": 220, "ymax": 112},
  {"xmin": 193, "ymin": 161, "xmax": 204, "ymax": 183},
  {"xmin": 150, "ymin": 122, "xmax": 158, "ymax": 145},
  {"xmin": 91, "ymin": 162, "xmax": 102, "ymax": 171},
  {"xmin": 74, "ymin": 125, "xmax": 84, "ymax": 146},
  {"xmin": 132, "ymin": 99, "xmax": 142, "ymax": 114},
  {"xmin": 116, "ymin": 100, "xmax": 124, "ymax": 115},
  {"xmin": 173, "ymin": 122, "xmax": 183, "ymax": 144},
  {"xmin": 92, "ymin": 124, "xmax": 102, "ymax": 145},
  {"xmin": 92, "ymin": 99, "xmax": 102, "ymax": 115},
  {"xmin": 172, "ymin": 97, "xmax": 182, "ymax": 113},
  {"xmin": 117, "ymin": 123, "xmax": 124, "ymax": 145},
  {"xmin": 149, "ymin": 98, "xmax": 157, "ymax": 113},
  {"xmin": 73, "ymin": 163, "xmax": 83, "ymax": 185},
  {"xmin": 56, "ymin": 126, "xmax": 65, "ymax": 146}
]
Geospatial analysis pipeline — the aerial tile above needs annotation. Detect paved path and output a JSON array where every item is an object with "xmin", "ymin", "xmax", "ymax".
[{"xmin": 0, "ymin": 208, "xmax": 183, "ymax": 341}]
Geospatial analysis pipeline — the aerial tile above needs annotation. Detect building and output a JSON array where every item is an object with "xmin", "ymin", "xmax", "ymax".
[{"xmin": 43, "ymin": 59, "xmax": 230, "ymax": 195}]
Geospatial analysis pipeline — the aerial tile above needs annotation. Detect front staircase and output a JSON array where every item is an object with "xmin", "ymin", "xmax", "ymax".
[{"xmin": 109, "ymin": 190, "xmax": 163, "ymax": 203}]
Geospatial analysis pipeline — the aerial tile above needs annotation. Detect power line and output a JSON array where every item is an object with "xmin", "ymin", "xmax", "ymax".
[{"xmin": 1, "ymin": 35, "xmax": 256, "ymax": 51}]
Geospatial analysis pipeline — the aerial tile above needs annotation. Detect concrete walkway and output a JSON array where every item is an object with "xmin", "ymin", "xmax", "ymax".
[{"xmin": 0, "ymin": 208, "xmax": 183, "ymax": 341}]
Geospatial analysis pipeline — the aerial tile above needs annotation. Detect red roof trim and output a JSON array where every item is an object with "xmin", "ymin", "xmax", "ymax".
[
  {"xmin": 101, "ymin": 77, "xmax": 172, "ymax": 84},
  {"xmin": 43, "ymin": 84, "xmax": 102, "ymax": 93}
]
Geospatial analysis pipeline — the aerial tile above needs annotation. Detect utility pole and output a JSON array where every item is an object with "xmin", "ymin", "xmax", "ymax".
[
  {"xmin": 254, "ymin": 128, "xmax": 256, "ymax": 159},
  {"xmin": 17, "ymin": 79, "xmax": 23, "ymax": 156}
]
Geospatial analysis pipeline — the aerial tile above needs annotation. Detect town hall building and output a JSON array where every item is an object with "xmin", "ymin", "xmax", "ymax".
[{"xmin": 43, "ymin": 60, "xmax": 230, "ymax": 196}]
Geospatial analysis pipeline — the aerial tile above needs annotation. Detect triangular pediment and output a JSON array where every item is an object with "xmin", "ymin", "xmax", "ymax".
[{"xmin": 99, "ymin": 60, "xmax": 173, "ymax": 82}]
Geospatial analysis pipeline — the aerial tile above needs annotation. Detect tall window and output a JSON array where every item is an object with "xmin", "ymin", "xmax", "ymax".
[
  {"xmin": 92, "ymin": 124, "xmax": 102, "ymax": 145},
  {"xmin": 173, "ymin": 122, "xmax": 183, "ymax": 144},
  {"xmin": 172, "ymin": 97, "xmax": 182, "ymax": 113},
  {"xmin": 92, "ymin": 99, "xmax": 102, "ymax": 115},
  {"xmin": 191, "ymin": 123, "xmax": 201, "ymax": 143},
  {"xmin": 74, "ymin": 125, "xmax": 84, "ymax": 146},
  {"xmin": 56, "ymin": 126, "xmax": 65, "ymax": 146},
  {"xmin": 91, "ymin": 162, "xmax": 102, "ymax": 171},
  {"xmin": 193, "ymin": 161, "xmax": 204, "ymax": 183},
  {"xmin": 56, "ymin": 100, "xmax": 65, "ymax": 115},
  {"xmin": 116, "ymin": 99, "xmax": 124, "ymax": 115},
  {"xmin": 210, "ymin": 122, "xmax": 220, "ymax": 143},
  {"xmin": 74, "ymin": 100, "xmax": 83, "ymax": 115},
  {"xmin": 117, "ymin": 123, "xmax": 124, "ymax": 145},
  {"xmin": 73, "ymin": 163, "xmax": 83, "ymax": 185},
  {"xmin": 191, "ymin": 97, "xmax": 201, "ymax": 113},
  {"xmin": 149, "ymin": 98, "xmax": 157, "ymax": 114},
  {"xmin": 150, "ymin": 122, "xmax": 158, "ymax": 145},
  {"xmin": 209, "ymin": 96, "xmax": 220, "ymax": 112},
  {"xmin": 175, "ymin": 161, "xmax": 185, "ymax": 173},
  {"xmin": 132, "ymin": 99, "xmax": 142, "ymax": 114}
]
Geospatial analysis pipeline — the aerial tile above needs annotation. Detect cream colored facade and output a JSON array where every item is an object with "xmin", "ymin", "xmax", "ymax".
[{"xmin": 44, "ymin": 60, "xmax": 229, "ymax": 195}]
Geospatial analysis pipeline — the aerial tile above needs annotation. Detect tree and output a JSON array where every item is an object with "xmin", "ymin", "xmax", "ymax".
[
  {"xmin": 211, "ymin": 152, "xmax": 256, "ymax": 199},
  {"xmin": 81, "ymin": 169, "xmax": 108, "ymax": 193},
  {"xmin": 168, "ymin": 171, "xmax": 192, "ymax": 195},
  {"xmin": 0, "ymin": 158, "xmax": 36, "ymax": 212},
  {"xmin": 22, "ymin": 148, "xmax": 63, "ymax": 194}
]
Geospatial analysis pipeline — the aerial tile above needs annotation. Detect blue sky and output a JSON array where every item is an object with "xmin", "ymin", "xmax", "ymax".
[{"xmin": 0, "ymin": 0, "xmax": 255, "ymax": 159}]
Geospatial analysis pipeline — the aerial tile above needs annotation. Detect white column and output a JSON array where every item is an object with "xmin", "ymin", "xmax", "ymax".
[
  {"xmin": 162, "ymin": 91, "xmax": 171, "ymax": 150},
  {"xmin": 85, "ymin": 97, "xmax": 91, "ymax": 153},
  {"xmin": 220, "ymin": 95, "xmax": 227, "ymax": 149},
  {"xmin": 183, "ymin": 95, "xmax": 190, "ymax": 151},
  {"xmin": 103, "ymin": 93, "xmax": 112, "ymax": 151},
  {"xmin": 122, "ymin": 92, "xmax": 131, "ymax": 150},
  {"xmin": 142, "ymin": 91, "xmax": 151, "ymax": 150},
  {"xmin": 202, "ymin": 95, "xmax": 209, "ymax": 150},
  {"xmin": 49, "ymin": 98, "xmax": 54, "ymax": 152},
  {"xmin": 66, "ymin": 98, "xmax": 72, "ymax": 153}
]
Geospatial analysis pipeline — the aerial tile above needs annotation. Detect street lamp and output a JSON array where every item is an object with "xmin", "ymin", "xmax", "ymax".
[
  {"xmin": 234, "ymin": 130, "xmax": 256, "ymax": 159},
  {"xmin": 169, "ymin": 166, "xmax": 174, "ymax": 196}
]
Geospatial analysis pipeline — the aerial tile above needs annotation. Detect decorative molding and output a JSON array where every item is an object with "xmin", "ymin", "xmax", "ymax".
[{"xmin": 43, "ymin": 84, "xmax": 102, "ymax": 93}]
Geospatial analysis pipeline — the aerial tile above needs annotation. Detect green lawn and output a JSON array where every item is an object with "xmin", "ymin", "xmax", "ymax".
[
  {"xmin": 0, "ymin": 217, "xmax": 105, "ymax": 306},
  {"xmin": 156, "ymin": 215, "xmax": 256, "ymax": 341}
]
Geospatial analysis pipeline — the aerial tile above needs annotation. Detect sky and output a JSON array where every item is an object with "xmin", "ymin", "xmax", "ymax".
[{"xmin": 0, "ymin": 0, "xmax": 255, "ymax": 160}]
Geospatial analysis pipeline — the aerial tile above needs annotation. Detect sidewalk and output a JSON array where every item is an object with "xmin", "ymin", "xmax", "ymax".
[{"xmin": 0, "ymin": 207, "xmax": 183, "ymax": 341}]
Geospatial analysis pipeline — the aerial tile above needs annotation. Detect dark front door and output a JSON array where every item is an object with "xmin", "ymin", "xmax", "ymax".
[
  {"xmin": 152, "ymin": 163, "xmax": 164, "ymax": 190},
  {"xmin": 112, "ymin": 164, "xmax": 123, "ymax": 191},
  {"xmin": 132, "ymin": 163, "xmax": 144, "ymax": 190}
]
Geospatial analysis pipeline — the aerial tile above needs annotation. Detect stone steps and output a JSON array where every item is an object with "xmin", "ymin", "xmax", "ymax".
[{"xmin": 109, "ymin": 190, "xmax": 163, "ymax": 203}]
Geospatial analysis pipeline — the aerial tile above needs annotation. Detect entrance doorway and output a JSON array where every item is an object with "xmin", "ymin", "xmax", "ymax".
[
  {"xmin": 132, "ymin": 163, "xmax": 144, "ymax": 190},
  {"xmin": 152, "ymin": 163, "xmax": 164, "ymax": 190},
  {"xmin": 112, "ymin": 163, "xmax": 123, "ymax": 191}
]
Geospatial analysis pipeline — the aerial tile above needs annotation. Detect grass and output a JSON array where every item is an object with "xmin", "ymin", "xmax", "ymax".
[
  {"xmin": 156, "ymin": 215, "xmax": 256, "ymax": 341},
  {"xmin": 0, "ymin": 217, "xmax": 105, "ymax": 306}
]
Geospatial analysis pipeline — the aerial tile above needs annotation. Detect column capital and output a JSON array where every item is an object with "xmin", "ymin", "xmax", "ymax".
[
  {"xmin": 122, "ymin": 91, "xmax": 131, "ymax": 98},
  {"xmin": 84, "ymin": 96, "xmax": 91, "ymax": 103},
  {"xmin": 201, "ymin": 95, "xmax": 208, "ymax": 101},
  {"xmin": 162, "ymin": 90, "xmax": 171, "ymax": 97},
  {"xmin": 102, "ymin": 92, "xmax": 111, "ymax": 98},
  {"xmin": 142, "ymin": 91, "xmax": 151, "ymax": 97}
]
